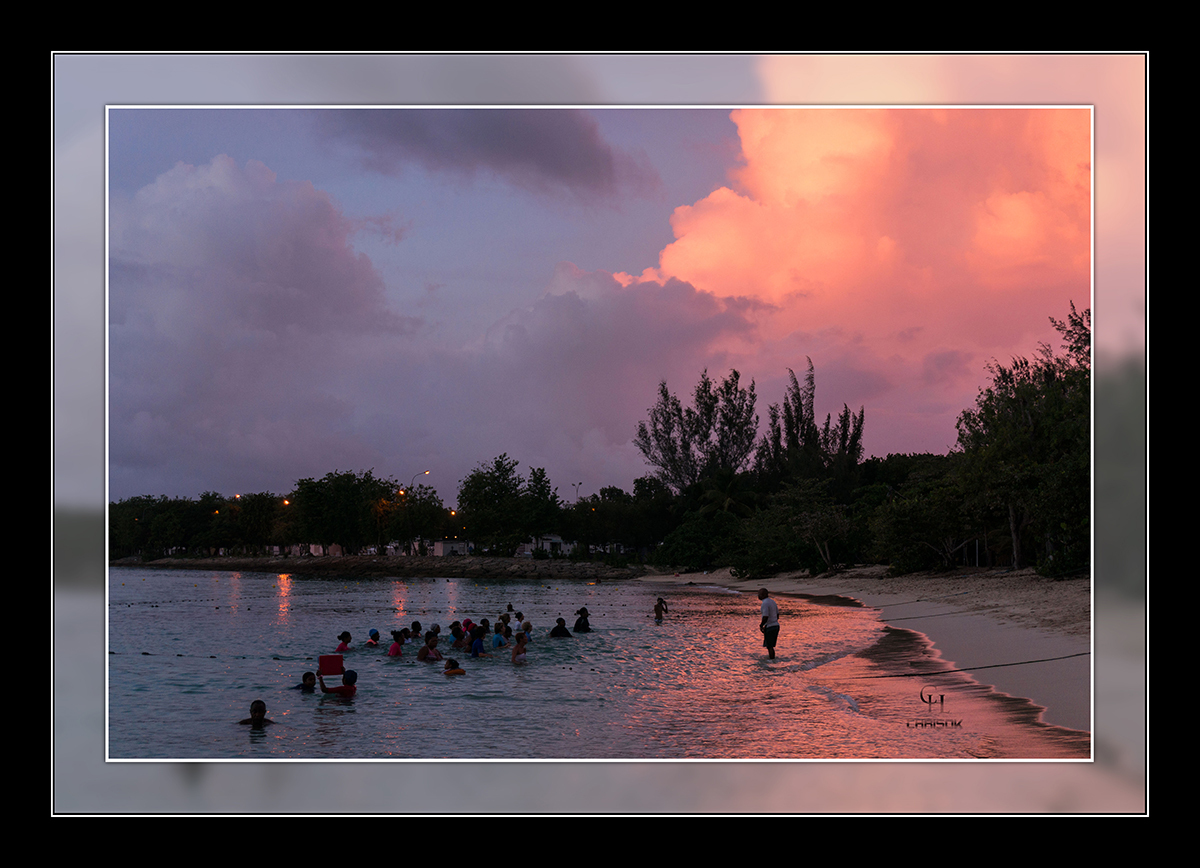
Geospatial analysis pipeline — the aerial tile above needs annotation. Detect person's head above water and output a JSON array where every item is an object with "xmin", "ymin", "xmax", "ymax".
[
  {"xmin": 342, "ymin": 670, "xmax": 358, "ymax": 685},
  {"xmin": 241, "ymin": 699, "xmax": 273, "ymax": 726},
  {"xmin": 369, "ymin": 629, "xmax": 379, "ymax": 640},
  {"xmin": 339, "ymin": 631, "xmax": 352, "ymax": 642}
]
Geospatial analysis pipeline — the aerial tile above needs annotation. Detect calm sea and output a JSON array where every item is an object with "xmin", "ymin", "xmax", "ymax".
[{"xmin": 107, "ymin": 567, "xmax": 1088, "ymax": 760}]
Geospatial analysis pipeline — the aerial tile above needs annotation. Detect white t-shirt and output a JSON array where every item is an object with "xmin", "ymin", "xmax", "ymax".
[{"xmin": 761, "ymin": 597, "xmax": 779, "ymax": 629}]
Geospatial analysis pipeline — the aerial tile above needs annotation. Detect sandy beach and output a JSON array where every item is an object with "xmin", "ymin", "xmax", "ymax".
[{"xmin": 635, "ymin": 564, "xmax": 1092, "ymax": 734}]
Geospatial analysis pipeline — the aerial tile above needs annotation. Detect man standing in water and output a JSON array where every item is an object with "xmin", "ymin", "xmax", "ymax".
[{"xmin": 758, "ymin": 588, "xmax": 779, "ymax": 660}]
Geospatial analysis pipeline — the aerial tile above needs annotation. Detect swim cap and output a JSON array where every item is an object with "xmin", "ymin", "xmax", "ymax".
[{"xmin": 369, "ymin": 629, "xmax": 379, "ymax": 639}]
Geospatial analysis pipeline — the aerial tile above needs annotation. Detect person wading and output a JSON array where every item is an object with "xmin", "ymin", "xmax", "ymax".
[{"xmin": 758, "ymin": 588, "xmax": 780, "ymax": 660}]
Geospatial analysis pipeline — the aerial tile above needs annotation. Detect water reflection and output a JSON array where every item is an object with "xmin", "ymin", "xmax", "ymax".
[{"xmin": 107, "ymin": 568, "xmax": 1088, "ymax": 760}]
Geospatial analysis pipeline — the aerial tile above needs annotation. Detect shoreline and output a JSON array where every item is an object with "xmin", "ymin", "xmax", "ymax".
[{"xmin": 634, "ymin": 565, "xmax": 1091, "ymax": 734}]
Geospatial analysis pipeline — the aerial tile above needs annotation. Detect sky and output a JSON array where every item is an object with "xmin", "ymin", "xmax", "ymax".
[{"xmin": 105, "ymin": 103, "xmax": 1093, "ymax": 505}]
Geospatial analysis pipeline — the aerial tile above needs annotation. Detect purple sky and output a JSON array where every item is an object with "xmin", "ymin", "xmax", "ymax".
[{"xmin": 105, "ymin": 104, "xmax": 1096, "ymax": 506}]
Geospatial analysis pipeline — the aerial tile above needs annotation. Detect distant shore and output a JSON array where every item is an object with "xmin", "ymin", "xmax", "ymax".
[{"xmin": 110, "ymin": 553, "xmax": 650, "ymax": 583}]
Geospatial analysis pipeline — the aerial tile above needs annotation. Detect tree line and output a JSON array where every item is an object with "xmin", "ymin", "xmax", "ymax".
[{"xmin": 111, "ymin": 304, "xmax": 1090, "ymax": 578}]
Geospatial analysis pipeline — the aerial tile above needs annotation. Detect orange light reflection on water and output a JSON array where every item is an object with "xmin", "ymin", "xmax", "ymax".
[{"xmin": 275, "ymin": 574, "xmax": 293, "ymax": 619}]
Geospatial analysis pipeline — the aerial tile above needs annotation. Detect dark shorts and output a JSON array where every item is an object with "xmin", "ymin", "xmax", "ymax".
[{"xmin": 762, "ymin": 625, "xmax": 779, "ymax": 649}]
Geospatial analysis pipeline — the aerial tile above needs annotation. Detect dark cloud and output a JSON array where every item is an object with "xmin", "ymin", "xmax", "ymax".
[
  {"xmin": 315, "ymin": 109, "xmax": 660, "ymax": 198},
  {"xmin": 921, "ymin": 349, "xmax": 974, "ymax": 386}
]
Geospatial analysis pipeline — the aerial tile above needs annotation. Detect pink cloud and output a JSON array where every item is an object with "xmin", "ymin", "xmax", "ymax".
[
  {"xmin": 618, "ymin": 107, "xmax": 1091, "ymax": 460},
  {"xmin": 628, "ymin": 108, "xmax": 1088, "ymax": 352}
]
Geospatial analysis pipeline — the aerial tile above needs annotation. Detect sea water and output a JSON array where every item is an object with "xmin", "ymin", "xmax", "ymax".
[{"xmin": 107, "ymin": 567, "xmax": 1088, "ymax": 760}]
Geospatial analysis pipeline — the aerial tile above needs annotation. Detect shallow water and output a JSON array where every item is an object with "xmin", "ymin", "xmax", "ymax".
[{"xmin": 107, "ymin": 567, "xmax": 1089, "ymax": 760}]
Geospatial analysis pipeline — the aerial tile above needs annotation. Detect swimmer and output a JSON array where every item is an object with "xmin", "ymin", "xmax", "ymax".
[
  {"xmin": 239, "ymin": 699, "xmax": 275, "ymax": 728},
  {"xmin": 469, "ymin": 626, "xmax": 490, "ymax": 658},
  {"xmin": 365, "ymin": 629, "xmax": 380, "ymax": 647},
  {"xmin": 511, "ymin": 632, "xmax": 529, "ymax": 664},
  {"xmin": 292, "ymin": 672, "xmax": 317, "ymax": 693},
  {"xmin": 573, "ymin": 607, "xmax": 592, "ymax": 633},
  {"xmin": 654, "ymin": 598, "xmax": 668, "ymax": 624},
  {"xmin": 550, "ymin": 617, "xmax": 572, "ymax": 638},
  {"xmin": 318, "ymin": 669, "xmax": 358, "ymax": 697},
  {"xmin": 443, "ymin": 659, "xmax": 466, "ymax": 676},
  {"xmin": 336, "ymin": 631, "xmax": 352, "ymax": 651},
  {"xmin": 417, "ymin": 633, "xmax": 443, "ymax": 663},
  {"xmin": 388, "ymin": 631, "xmax": 404, "ymax": 657}
]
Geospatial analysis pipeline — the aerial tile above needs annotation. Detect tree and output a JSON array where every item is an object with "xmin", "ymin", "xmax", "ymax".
[
  {"xmin": 956, "ymin": 303, "xmax": 1090, "ymax": 573},
  {"xmin": 457, "ymin": 454, "xmax": 527, "ymax": 556},
  {"xmin": 390, "ymin": 483, "xmax": 447, "ymax": 555},
  {"xmin": 522, "ymin": 466, "xmax": 561, "ymax": 546},
  {"xmin": 634, "ymin": 369, "xmax": 759, "ymax": 493},
  {"xmin": 755, "ymin": 359, "xmax": 864, "ymax": 496},
  {"xmin": 291, "ymin": 469, "xmax": 396, "ymax": 555},
  {"xmin": 868, "ymin": 454, "xmax": 974, "ymax": 574}
]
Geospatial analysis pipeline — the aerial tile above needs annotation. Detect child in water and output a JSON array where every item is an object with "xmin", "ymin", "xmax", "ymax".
[
  {"xmin": 239, "ymin": 699, "xmax": 275, "ymax": 728},
  {"xmin": 654, "ymin": 598, "xmax": 668, "ymax": 624},
  {"xmin": 336, "ymin": 631, "xmax": 352, "ymax": 652},
  {"xmin": 444, "ymin": 659, "xmax": 466, "ymax": 676},
  {"xmin": 292, "ymin": 672, "xmax": 317, "ymax": 692},
  {"xmin": 318, "ymin": 669, "xmax": 358, "ymax": 697}
]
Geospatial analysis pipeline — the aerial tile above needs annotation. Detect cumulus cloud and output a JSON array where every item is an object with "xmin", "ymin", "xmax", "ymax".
[
  {"xmin": 314, "ymin": 109, "xmax": 660, "ymax": 199},
  {"xmin": 109, "ymin": 156, "xmax": 419, "ymax": 497},
  {"xmin": 616, "ymin": 108, "xmax": 1090, "ymax": 458},
  {"xmin": 111, "ymin": 155, "xmax": 415, "ymax": 337}
]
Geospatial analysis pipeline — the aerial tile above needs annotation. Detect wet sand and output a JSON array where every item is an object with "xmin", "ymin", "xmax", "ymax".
[{"xmin": 636, "ymin": 565, "xmax": 1091, "ymax": 734}]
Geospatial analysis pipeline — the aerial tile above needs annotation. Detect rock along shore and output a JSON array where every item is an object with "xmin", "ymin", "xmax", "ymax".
[{"xmin": 112, "ymin": 554, "xmax": 653, "ymax": 583}]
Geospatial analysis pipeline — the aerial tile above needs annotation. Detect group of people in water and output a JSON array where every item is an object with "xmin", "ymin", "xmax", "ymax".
[
  {"xmin": 240, "ymin": 600, "xmax": 623, "ymax": 729},
  {"xmin": 239, "ymin": 590, "xmax": 783, "ymax": 731}
]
